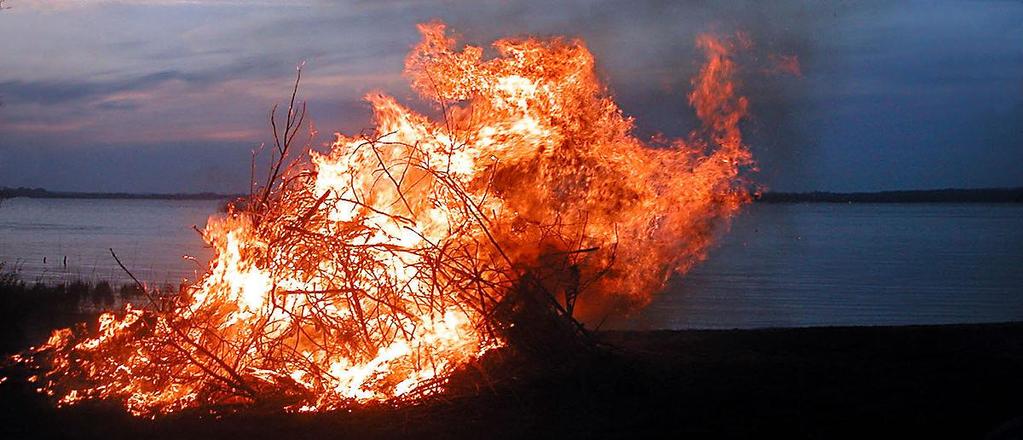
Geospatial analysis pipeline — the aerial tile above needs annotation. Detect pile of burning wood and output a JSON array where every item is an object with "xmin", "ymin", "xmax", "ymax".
[{"xmin": 11, "ymin": 22, "xmax": 752, "ymax": 417}]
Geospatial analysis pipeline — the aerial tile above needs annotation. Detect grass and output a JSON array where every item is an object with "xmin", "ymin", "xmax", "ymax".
[{"xmin": 0, "ymin": 266, "xmax": 154, "ymax": 355}]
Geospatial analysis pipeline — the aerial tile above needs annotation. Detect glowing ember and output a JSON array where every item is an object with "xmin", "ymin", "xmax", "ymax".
[{"xmin": 13, "ymin": 22, "xmax": 753, "ymax": 416}]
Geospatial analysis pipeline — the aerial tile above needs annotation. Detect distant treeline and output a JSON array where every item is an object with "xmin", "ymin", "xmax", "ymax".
[
  {"xmin": 2, "ymin": 186, "xmax": 1022, "ymax": 203},
  {"xmin": 757, "ymin": 188, "xmax": 1023, "ymax": 203},
  {"xmin": 0, "ymin": 187, "xmax": 243, "ymax": 201}
]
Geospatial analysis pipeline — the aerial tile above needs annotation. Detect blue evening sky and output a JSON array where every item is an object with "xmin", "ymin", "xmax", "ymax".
[{"xmin": 0, "ymin": 0, "xmax": 1020, "ymax": 193}]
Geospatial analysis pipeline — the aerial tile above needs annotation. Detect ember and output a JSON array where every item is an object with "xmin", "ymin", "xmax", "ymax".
[{"xmin": 12, "ymin": 22, "xmax": 752, "ymax": 416}]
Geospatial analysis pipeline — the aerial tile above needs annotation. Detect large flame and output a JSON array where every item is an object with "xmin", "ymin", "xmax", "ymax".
[{"xmin": 15, "ymin": 23, "xmax": 752, "ymax": 416}]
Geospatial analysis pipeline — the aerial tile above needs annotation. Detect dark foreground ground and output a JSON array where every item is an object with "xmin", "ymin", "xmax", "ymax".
[{"xmin": 1, "ymin": 282, "xmax": 1021, "ymax": 439}]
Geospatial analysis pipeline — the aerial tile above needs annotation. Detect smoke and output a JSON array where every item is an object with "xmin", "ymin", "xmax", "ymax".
[{"xmin": 389, "ymin": 0, "xmax": 869, "ymax": 191}]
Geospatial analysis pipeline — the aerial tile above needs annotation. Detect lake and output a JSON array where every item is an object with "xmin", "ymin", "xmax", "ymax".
[
  {"xmin": 0, "ymin": 198, "xmax": 218, "ymax": 288},
  {"xmin": 1, "ymin": 198, "xmax": 1021, "ymax": 329}
]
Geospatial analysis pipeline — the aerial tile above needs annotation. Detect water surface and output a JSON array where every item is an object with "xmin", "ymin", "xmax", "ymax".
[
  {"xmin": 616, "ymin": 203, "xmax": 1023, "ymax": 328},
  {"xmin": 0, "ymin": 198, "xmax": 217, "ymax": 286},
  {"xmin": 1, "ymin": 198, "xmax": 1020, "ymax": 328}
]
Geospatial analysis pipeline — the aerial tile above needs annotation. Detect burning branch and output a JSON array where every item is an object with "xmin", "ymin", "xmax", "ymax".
[{"xmin": 256, "ymin": 64, "xmax": 308, "ymax": 219}]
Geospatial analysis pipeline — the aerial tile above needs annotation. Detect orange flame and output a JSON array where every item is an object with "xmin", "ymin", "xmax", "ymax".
[{"xmin": 15, "ymin": 23, "xmax": 753, "ymax": 416}]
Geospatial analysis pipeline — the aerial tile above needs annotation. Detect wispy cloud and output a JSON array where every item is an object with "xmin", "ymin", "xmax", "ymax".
[
  {"xmin": 11, "ymin": 0, "xmax": 314, "ymax": 11},
  {"xmin": 0, "ymin": 0, "xmax": 1020, "ymax": 193}
]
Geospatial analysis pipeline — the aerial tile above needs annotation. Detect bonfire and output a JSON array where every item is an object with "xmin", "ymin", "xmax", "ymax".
[{"xmin": 11, "ymin": 22, "xmax": 752, "ymax": 416}]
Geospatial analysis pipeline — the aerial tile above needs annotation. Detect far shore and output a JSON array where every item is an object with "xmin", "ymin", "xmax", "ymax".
[
  {"xmin": 758, "ymin": 187, "xmax": 1023, "ymax": 203},
  {"xmin": 2, "ymin": 186, "xmax": 1022, "ymax": 203},
  {"xmin": 0, "ymin": 187, "xmax": 244, "ymax": 201}
]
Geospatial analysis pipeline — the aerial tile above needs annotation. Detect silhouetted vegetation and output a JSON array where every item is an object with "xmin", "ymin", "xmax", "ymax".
[{"xmin": 0, "ymin": 268, "xmax": 177, "ymax": 355}]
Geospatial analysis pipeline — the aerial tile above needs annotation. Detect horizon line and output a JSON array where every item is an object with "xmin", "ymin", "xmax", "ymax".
[{"xmin": 2, "ymin": 186, "xmax": 1022, "ymax": 202}]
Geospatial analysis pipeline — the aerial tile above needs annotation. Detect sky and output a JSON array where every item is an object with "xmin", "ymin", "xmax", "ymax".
[{"xmin": 0, "ymin": 0, "xmax": 1020, "ymax": 193}]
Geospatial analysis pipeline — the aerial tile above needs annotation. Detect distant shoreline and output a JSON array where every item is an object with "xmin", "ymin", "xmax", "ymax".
[
  {"xmin": 2, "ymin": 186, "xmax": 1022, "ymax": 203},
  {"xmin": 757, "ymin": 187, "xmax": 1023, "ymax": 203},
  {"xmin": 0, "ymin": 187, "xmax": 243, "ymax": 201}
]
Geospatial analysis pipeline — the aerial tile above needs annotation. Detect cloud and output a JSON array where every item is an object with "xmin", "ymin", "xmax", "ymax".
[
  {"xmin": 0, "ymin": 0, "xmax": 1020, "ymax": 193},
  {"xmin": 0, "ymin": 72, "xmax": 181, "ymax": 105},
  {"xmin": 10, "ymin": 0, "xmax": 314, "ymax": 11}
]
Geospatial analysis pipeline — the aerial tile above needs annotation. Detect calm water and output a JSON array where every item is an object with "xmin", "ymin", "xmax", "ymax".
[
  {"xmin": 0, "ymin": 198, "xmax": 218, "ymax": 286},
  {"xmin": 616, "ymin": 203, "xmax": 1023, "ymax": 329},
  {"xmin": 1, "ymin": 198, "xmax": 1021, "ymax": 328}
]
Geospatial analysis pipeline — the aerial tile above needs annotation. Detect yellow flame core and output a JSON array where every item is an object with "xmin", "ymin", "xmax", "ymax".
[{"xmin": 18, "ymin": 22, "xmax": 752, "ymax": 416}]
